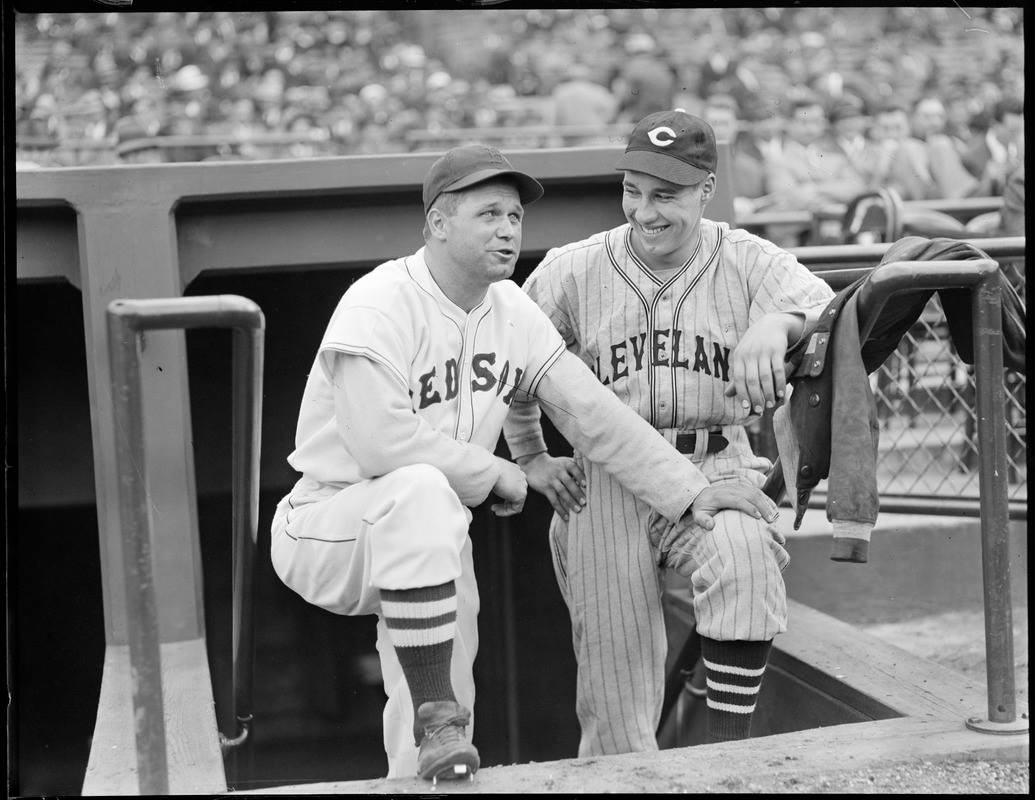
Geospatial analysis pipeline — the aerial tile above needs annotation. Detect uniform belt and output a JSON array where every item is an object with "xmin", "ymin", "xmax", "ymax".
[{"xmin": 675, "ymin": 429, "xmax": 729, "ymax": 455}]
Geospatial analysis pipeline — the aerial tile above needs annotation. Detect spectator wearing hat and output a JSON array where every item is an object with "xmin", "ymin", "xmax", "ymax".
[{"xmin": 826, "ymin": 94, "xmax": 870, "ymax": 176}]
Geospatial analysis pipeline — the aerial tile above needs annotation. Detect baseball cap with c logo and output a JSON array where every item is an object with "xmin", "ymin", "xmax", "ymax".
[{"xmin": 616, "ymin": 109, "xmax": 717, "ymax": 186}]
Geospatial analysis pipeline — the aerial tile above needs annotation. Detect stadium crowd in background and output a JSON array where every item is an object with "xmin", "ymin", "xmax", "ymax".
[{"xmin": 14, "ymin": 7, "xmax": 1024, "ymax": 224}]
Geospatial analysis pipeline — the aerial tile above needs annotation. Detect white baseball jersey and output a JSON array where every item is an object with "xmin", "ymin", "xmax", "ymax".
[{"xmin": 287, "ymin": 247, "xmax": 566, "ymax": 503}]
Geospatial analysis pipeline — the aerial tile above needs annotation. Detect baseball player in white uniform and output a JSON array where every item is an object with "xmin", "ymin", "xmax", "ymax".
[
  {"xmin": 270, "ymin": 143, "xmax": 780, "ymax": 783},
  {"xmin": 504, "ymin": 110, "xmax": 835, "ymax": 755}
]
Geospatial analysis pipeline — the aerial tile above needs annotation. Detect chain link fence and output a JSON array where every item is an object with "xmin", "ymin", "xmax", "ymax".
[{"xmin": 754, "ymin": 249, "xmax": 1026, "ymax": 511}]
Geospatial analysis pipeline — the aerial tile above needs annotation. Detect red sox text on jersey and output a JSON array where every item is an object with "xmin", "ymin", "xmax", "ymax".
[{"xmin": 415, "ymin": 354, "xmax": 524, "ymax": 409}]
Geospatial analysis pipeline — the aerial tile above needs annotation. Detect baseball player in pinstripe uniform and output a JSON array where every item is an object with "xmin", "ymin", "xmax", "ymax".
[
  {"xmin": 270, "ymin": 143, "xmax": 779, "ymax": 782},
  {"xmin": 504, "ymin": 110, "xmax": 835, "ymax": 755}
]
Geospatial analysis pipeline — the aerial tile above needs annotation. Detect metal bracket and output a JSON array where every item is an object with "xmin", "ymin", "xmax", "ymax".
[
  {"xmin": 219, "ymin": 716, "xmax": 252, "ymax": 754},
  {"xmin": 965, "ymin": 710, "xmax": 1029, "ymax": 735}
]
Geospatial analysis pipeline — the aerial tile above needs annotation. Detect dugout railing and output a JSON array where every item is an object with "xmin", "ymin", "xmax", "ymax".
[
  {"xmin": 104, "ymin": 295, "xmax": 264, "ymax": 794},
  {"xmin": 659, "ymin": 250, "xmax": 1027, "ymax": 742}
]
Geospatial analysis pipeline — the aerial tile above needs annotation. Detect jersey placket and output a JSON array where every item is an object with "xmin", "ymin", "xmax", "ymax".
[
  {"xmin": 665, "ymin": 233, "xmax": 723, "ymax": 428},
  {"xmin": 452, "ymin": 303, "xmax": 489, "ymax": 443},
  {"xmin": 610, "ymin": 228, "xmax": 698, "ymax": 428}
]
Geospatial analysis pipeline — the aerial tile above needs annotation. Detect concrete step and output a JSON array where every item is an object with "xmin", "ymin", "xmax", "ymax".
[{"xmin": 239, "ymin": 718, "xmax": 1027, "ymax": 794}]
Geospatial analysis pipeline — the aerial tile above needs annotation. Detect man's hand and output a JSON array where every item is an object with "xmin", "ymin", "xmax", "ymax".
[
  {"xmin": 491, "ymin": 456, "xmax": 528, "ymax": 517},
  {"xmin": 723, "ymin": 312, "xmax": 802, "ymax": 415},
  {"xmin": 683, "ymin": 484, "xmax": 780, "ymax": 531},
  {"xmin": 517, "ymin": 452, "xmax": 586, "ymax": 521}
]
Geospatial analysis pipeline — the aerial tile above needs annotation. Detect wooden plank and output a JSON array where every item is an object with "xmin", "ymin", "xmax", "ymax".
[
  {"xmin": 247, "ymin": 716, "xmax": 1027, "ymax": 794},
  {"xmin": 773, "ymin": 600, "xmax": 988, "ymax": 720},
  {"xmin": 83, "ymin": 639, "xmax": 226, "ymax": 795}
]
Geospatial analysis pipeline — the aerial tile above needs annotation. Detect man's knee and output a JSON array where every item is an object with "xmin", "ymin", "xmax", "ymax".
[
  {"xmin": 370, "ymin": 464, "xmax": 470, "ymax": 588},
  {"xmin": 708, "ymin": 513, "xmax": 789, "ymax": 582},
  {"xmin": 385, "ymin": 463, "xmax": 463, "ymax": 514}
]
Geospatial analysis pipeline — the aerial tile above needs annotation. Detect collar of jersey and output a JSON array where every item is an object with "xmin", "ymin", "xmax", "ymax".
[
  {"xmin": 620, "ymin": 224, "xmax": 700, "ymax": 286},
  {"xmin": 408, "ymin": 247, "xmax": 491, "ymax": 322}
]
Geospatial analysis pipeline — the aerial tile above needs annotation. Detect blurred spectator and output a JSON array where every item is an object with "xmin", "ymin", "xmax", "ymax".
[
  {"xmin": 752, "ymin": 106, "xmax": 787, "ymax": 166},
  {"xmin": 12, "ymin": 8, "xmax": 1024, "ymax": 171},
  {"xmin": 827, "ymin": 94, "xmax": 869, "ymax": 173},
  {"xmin": 997, "ymin": 165, "xmax": 1024, "ymax": 237},
  {"xmin": 550, "ymin": 62, "xmax": 618, "ymax": 127},
  {"xmin": 866, "ymin": 100, "xmax": 935, "ymax": 200},
  {"xmin": 114, "ymin": 117, "xmax": 165, "ymax": 164},
  {"xmin": 962, "ymin": 96, "xmax": 1024, "ymax": 196},
  {"xmin": 764, "ymin": 94, "xmax": 866, "ymax": 212},
  {"xmin": 702, "ymin": 93, "xmax": 767, "ymax": 217},
  {"xmin": 910, "ymin": 96, "xmax": 978, "ymax": 198},
  {"xmin": 609, "ymin": 33, "xmax": 678, "ymax": 123}
]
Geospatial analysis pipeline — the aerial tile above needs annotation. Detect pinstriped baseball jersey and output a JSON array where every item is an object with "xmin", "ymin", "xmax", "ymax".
[
  {"xmin": 522, "ymin": 217, "xmax": 834, "ymax": 430},
  {"xmin": 513, "ymin": 215, "xmax": 835, "ymax": 757}
]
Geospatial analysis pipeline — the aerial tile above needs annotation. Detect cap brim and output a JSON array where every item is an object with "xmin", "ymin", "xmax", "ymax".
[
  {"xmin": 442, "ymin": 167, "xmax": 545, "ymax": 205},
  {"xmin": 615, "ymin": 150, "xmax": 711, "ymax": 186}
]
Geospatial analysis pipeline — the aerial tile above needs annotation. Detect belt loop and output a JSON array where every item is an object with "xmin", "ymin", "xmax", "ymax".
[{"xmin": 693, "ymin": 428, "xmax": 709, "ymax": 461}]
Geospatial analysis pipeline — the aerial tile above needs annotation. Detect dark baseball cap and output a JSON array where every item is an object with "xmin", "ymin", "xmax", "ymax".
[
  {"xmin": 423, "ymin": 144, "xmax": 545, "ymax": 214},
  {"xmin": 615, "ymin": 109, "xmax": 717, "ymax": 186}
]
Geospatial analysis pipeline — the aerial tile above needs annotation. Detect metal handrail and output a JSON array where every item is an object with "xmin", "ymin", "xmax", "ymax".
[
  {"xmin": 107, "ymin": 294, "xmax": 264, "ymax": 793},
  {"xmin": 818, "ymin": 258, "xmax": 1020, "ymax": 728},
  {"xmin": 659, "ymin": 258, "xmax": 1024, "ymax": 739},
  {"xmin": 792, "ymin": 236, "xmax": 1025, "ymax": 270}
]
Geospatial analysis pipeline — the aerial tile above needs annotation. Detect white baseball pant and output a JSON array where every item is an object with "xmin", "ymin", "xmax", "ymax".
[{"xmin": 270, "ymin": 464, "xmax": 479, "ymax": 778}]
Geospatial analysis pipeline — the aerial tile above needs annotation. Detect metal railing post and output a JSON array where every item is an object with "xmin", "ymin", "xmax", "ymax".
[
  {"xmin": 224, "ymin": 322, "xmax": 264, "ymax": 777},
  {"xmin": 108, "ymin": 306, "xmax": 170, "ymax": 795},
  {"xmin": 965, "ymin": 270, "xmax": 1027, "ymax": 734},
  {"xmin": 106, "ymin": 295, "xmax": 265, "ymax": 790}
]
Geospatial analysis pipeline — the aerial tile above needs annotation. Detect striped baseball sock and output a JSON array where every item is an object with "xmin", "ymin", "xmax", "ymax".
[
  {"xmin": 380, "ymin": 581, "xmax": 458, "ymax": 744},
  {"xmin": 699, "ymin": 638, "xmax": 772, "ymax": 743}
]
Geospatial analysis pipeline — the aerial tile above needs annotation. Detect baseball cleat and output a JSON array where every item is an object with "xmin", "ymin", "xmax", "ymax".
[
  {"xmin": 416, "ymin": 700, "xmax": 480, "ymax": 783},
  {"xmin": 430, "ymin": 764, "xmax": 475, "ymax": 787}
]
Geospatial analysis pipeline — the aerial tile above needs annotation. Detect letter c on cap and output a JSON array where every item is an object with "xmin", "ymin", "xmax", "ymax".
[{"xmin": 647, "ymin": 126, "xmax": 677, "ymax": 147}]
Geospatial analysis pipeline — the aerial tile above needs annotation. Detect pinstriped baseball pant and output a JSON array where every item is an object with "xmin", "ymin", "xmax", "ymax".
[{"xmin": 549, "ymin": 429, "xmax": 789, "ymax": 757}]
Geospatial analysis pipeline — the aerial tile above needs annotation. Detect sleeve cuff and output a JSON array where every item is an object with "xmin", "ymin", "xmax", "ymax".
[{"xmin": 830, "ymin": 520, "xmax": 872, "ymax": 563}]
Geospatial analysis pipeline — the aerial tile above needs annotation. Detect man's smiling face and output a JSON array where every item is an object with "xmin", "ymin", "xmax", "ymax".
[{"xmin": 621, "ymin": 170, "xmax": 712, "ymax": 269}]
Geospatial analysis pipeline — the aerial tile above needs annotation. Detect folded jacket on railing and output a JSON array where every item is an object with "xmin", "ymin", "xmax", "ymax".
[{"xmin": 762, "ymin": 235, "xmax": 1026, "ymax": 563}]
